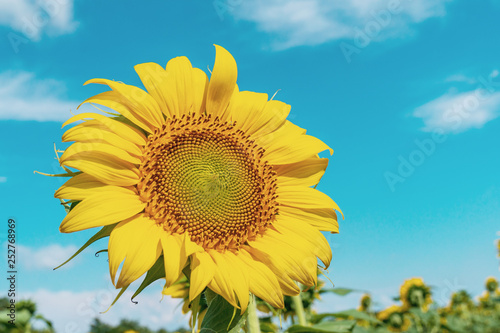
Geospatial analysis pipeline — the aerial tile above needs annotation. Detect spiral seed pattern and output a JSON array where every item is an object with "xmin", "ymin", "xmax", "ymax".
[{"xmin": 138, "ymin": 113, "xmax": 278, "ymax": 251}]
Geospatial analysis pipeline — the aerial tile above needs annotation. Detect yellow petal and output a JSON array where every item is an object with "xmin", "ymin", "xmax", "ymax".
[
  {"xmin": 273, "ymin": 215, "xmax": 332, "ymax": 268},
  {"xmin": 189, "ymin": 251, "xmax": 216, "ymax": 301},
  {"xmin": 60, "ymin": 142, "xmax": 141, "ymax": 165},
  {"xmin": 79, "ymin": 91, "xmax": 155, "ymax": 133},
  {"xmin": 135, "ymin": 59, "xmax": 209, "ymax": 118},
  {"xmin": 62, "ymin": 120, "xmax": 143, "ymax": 156},
  {"xmin": 183, "ymin": 233, "xmax": 204, "ymax": 256},
  {"xmin": 59, "ymin": 189, "xmax": 145, "ymax": 233},
  {"xmin": 207, "ymin": 250, "xmax": 240, "ymax": 309},
  {"xmin": 228, "ymin": 95, "xmax": 291, "ymax": 139},
  {"xmin": 61, "ymin": 152, "xmax": 140, "ymax": 186},
  {"xmin": 278, "ymin": 186, "xmax": 342, "ymax": 217},
  {"xmin": 206, "ymin": 45, "xmax": 237, "ymax": 119},
  {"xmin": 247, "ymin": 231, "xmax": 317, "ymax": 286},
  {"xmin": 280, "ymin": 205, "xmax": 339, "ymax": 233},
  {"xmin": 162, "ymin": 279, "xmax": 188, "ymax": 298},
  {"xmin": 223, "ymin": 252, "xmax": 250, "ymax": 313},
  {"xmin": 62, "ymin": 112, "xmax": 147, "ymax": 146},
  {"xmin": 275, "ymin": 157, "xmax": 328, "ymax": 187},
  {"xmin": 108, "ymin": 214, "xmax": 162, "ymax": 288},
  {"xmin": 191, "ymin": 68, "xmax": 209, "ymax": 115},
  {"xmin": 163, "ymin": 57, "xmax": 195, "ymax": 117},
  {"xmin": 238, "ymin": 249, "xmax": 284, "ymax": 309},
  {"xmin": 227, "ymin": 91, "xmax": 268, "ymax": 133},
  {"xmin": 263, "ymin": 131, "xmax": 332, "ymax": 165},
  {"xmin": 55, "ymin": 173, "xmax": 113, "ymax": 200},
  {"xmin": 257, "ymin": 120, "xmax": 306, "ymax": 147},
  {"xmin": 244, "ymin": 245, "xmax": 300, "ymax": 296},
  {"xmin": 85, "ymin": 78, "xmax": 164, "ymax": 129},
  {"xmin": 160, "ymin": 233, "xmax": 185, "ymax": 288},
  {"xmin": 134, "ymin": 62, "xmax": 171, "ymax": 117}
]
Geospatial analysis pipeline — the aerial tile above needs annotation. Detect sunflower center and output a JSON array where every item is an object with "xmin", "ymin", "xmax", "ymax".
[{"xmin": 138, "ymin": 114, "xmax": 278, "ymax": 251}]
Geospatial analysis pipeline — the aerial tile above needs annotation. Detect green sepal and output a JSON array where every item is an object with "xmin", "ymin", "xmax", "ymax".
[
  {"xmin": 200, "ymin": 289, "xmax": 247, "ymax": 333},
  {"xmin": 287, "ymin": 320, "xmax": 356, "ymax": 333},
  {"xmin": 102, "ymin": 285, "xmax": 129, "ymax": 314},
  {"xmin": 131, "ymin": 255, "xmax": 165, "ymax": 301},
  {"xmin": 53, "ymin": 223, "xmax": 117, "ymax": 270}
]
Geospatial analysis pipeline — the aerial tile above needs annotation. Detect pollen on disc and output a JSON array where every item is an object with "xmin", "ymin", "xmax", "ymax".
[{"xmin": 138, "ymin": 114, "xmax": 278, "ymax": 251}]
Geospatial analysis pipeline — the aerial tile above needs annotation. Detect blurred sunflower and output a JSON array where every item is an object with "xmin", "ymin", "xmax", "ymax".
[
  {"xmin": 54, "ymin": 45, "xmax": 340, "ymax": 313},
  {"xmin": 447, "ymin": 290, "xmax": 473, "ymax": 315},
  {"xmin": 353, "ymin": 294, "xmax": 372, "ymax": 328},
  {"xmin": 358, "ymin": 294, "xmax": 372, "ymax": 312},
  {"xmin": 478, "ymin": 291, "xmax": 493, "ymax": 309},
  {"xmin": 399, "ymin": 277, "xmax": 432, "ymax": 311},
  {"xmin": 377, "ymin": 305, "xmax": 411, "ymax": 332},
  {"xmin": 485, "ymin": 276, "xmax": 498, "ymax": 293}
]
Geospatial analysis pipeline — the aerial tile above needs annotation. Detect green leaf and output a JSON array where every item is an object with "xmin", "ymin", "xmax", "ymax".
[
  {"xmin": 326, "ymin": 288, "xmax": 356, "ymax": 296},
  {"xmin": 53, "ymin": 223, "xmax": 117, "ymax": 270},
  {"xmin": 0, "ymin": 309, "xmax": 32, "ymax": 325},
  {"xmin": 200, "ymin": 289, "xmax": 247, "ymax": 333},
  {"xmin": 131, "ymin": 256, "xmax": 165, "ymax": 301},
  {"xmin": 260, "ymin": 322, "xmax": 277, "ymax": 332},
  {"xmin": 33, "ymin": 313, "xmax": 54, "ymax": 331},
  {"xmin": 287, "ymin": 320, "xmax": 356, "ymax": 333},
  {"xmin": 329, "ymin": 309, "xmax": 381, "ymax": 324}
]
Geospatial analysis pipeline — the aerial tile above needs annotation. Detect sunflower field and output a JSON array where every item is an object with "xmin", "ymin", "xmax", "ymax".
[
  {"xmin": 5, "ymin": 44, "xmax": 492, "ymax": 333},
  {"xmin": 2, "ymin": 4, "xmax": 500, "ymax": 328}
]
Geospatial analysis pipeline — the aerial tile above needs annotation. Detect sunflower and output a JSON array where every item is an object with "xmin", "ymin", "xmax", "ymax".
[
  {"xmin": 358, "ymin": 293, "xmax": 372, "ymax": 312},
  {"xmin": 485, "ymin": 276, "xmax": 498, "ymax": 293},
  {"xmin": 447, "ymin": 290, "xmax": 473, "ymax": 315},
  {"xmin": 478, "ymin": 291, "xmax": 493, "ymax": 309},
  {"xmin": 399, "ymin": 277, "xmax": 432, "ymax": 311},
  {"xmin": 54, "ymin": 45, "xmax": 340, "ymax": 313},
  {"xmin": 377, "ymin": 305, "xmax": 411, "ymax": 333}
]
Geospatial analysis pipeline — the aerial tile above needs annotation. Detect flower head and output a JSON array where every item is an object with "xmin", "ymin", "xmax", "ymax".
[
  {"xmin": 54, "ymin": 45, "xmax": 340, "ymax": 312},
  {"xmin": 399, "ymin": 277, "xmax": 432, "ymax": 311},
  {"xmin": 377, "ymin": 305, "xmax": 410, "ymax": 332},
  {"xmin": 357, "ymin": 293, "xmax": 372, "ymax": 312},
  {"xmin": 485, "ymin": 276, "xmax": 498, "ymax": 293}
]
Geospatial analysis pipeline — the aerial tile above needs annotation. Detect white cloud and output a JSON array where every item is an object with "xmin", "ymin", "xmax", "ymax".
[
  {"xmin": 25, "ymin": 288, "xmax": 189, "ymax": 333},
  {"xmin": 444, "ymin": 74, "xmax": 477, "ymax": 84},
  {"xmin": 0, "ymin": 0, "xmax": 78, "ymax": 41},
  {"xmin": 230, "ymin": 0, "xmax": 452, "ymax": 49},
  {"xmin": 0, "ymin": 176, "xmax": 7, "ymax": 183},
  {"xmin": 413, "ymin": 90, "xmax": 500, "ymax": 133},
  {"xmin": 0, "ymin": 71, "xmax": 81, "ymax": 122},
  {"xmin": 18, "ymin": 243, "xmax": 79, "ymax": 270},
  {"xmin": 414, "ymin": 70, "xmax": 500, "ymax": 133}
]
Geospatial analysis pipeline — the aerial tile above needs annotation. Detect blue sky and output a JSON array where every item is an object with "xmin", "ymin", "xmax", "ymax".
[{"xmin": 1, "ymin": 0, "xmax": 500, "ymax": 331}]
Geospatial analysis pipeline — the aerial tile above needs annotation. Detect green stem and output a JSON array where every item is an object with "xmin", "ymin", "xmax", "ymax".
[
  {"xmin": 247, "ymin": 294, "xmax": 261, "ymax": 333},
  {"xmin": 410, "ymin": 313, "xmax": 424, "ymax": 333},
  {"xmin": 291, "ymin": 288, "xmax": 307, "ymax": 326}
]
